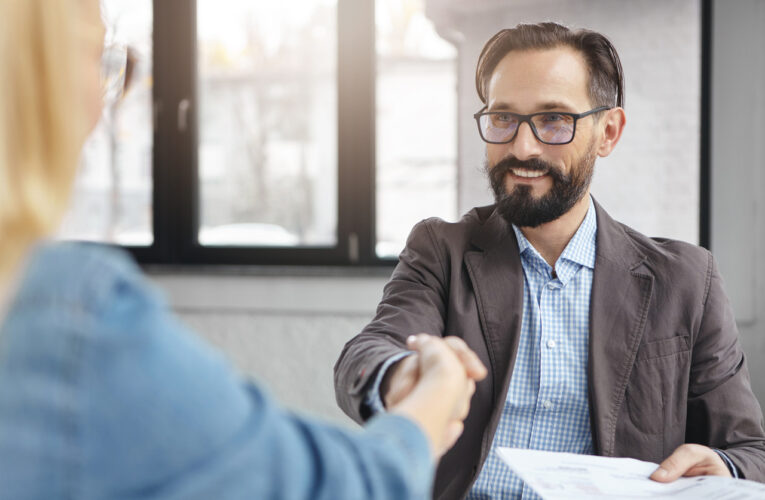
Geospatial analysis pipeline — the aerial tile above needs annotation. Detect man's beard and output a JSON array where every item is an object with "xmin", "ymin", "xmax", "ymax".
[{"xmin": 485, "ymin": 143, "xmax": 597, "ymax": 228}]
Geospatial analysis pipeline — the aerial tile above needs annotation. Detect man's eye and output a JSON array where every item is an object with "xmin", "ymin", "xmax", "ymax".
[
  {"xmin": 488, "ymin": 113, "xmax": 516, "ymax": 129},
  {"xmin": 541, "ymin": 113, "xmax": 565, "ymax": 123}
]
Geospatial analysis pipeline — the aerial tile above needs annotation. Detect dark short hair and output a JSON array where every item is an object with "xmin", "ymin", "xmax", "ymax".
[{"xmin": 475, "ymin": 22, "xmax": 624, "ymax": 108}]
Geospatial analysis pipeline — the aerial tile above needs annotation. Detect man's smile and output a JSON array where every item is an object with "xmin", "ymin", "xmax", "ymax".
[{"xmin": 509, "ymin": 168, "xmax": 549, "ymax": 180}]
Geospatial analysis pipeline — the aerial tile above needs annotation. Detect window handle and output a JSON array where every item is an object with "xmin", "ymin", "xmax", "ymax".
[
  {"xmin": 177, "ymin": 98, "xmax": 191, "ymax": 132},
  {"xmin": 152, "ymin": 100, "xmax": 161, "ymax": 133},
  {"xmin": 348, "ymin": 233, "xmax": 359, "ymax": 263}
]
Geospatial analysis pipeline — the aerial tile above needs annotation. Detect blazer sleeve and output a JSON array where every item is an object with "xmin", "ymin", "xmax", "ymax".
[
  {"xmin": 76, "ymin": 250, "xmax": 434, "ymax": 499},
  {"xmin": 686, "ymin": 251, "xmax": 765, "ymax": 481},
  {"xmin": 334, "ymin": 219, "xmax": 450, "ymax": 423}
]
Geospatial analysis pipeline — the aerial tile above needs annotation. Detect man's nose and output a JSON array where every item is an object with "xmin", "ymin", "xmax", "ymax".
[{"xmin": 508, "ymin": 122, "xmax": 543, "ymax": 161}]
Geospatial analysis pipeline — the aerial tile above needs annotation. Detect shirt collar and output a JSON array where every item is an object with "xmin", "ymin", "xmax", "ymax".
[
  {"xmin": 511, "ymin": 196, "xmax": 598, "ymax": 275},
  {"xmin": 559, "ymin": 196, "xmax": 597, "ymax": 270}
]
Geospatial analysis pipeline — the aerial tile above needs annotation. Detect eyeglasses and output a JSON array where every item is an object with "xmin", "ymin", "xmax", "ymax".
[
  {"xmin": 473, "ymin": 106, "xmax": 611, "ymax": 145},
  {"xmin": 101, "ymin": 44, "xmax": 135, "ymax": 106}
]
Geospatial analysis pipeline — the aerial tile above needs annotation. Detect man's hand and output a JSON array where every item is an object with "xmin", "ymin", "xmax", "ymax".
[
  {"xmin": 389, "ymin": 334, "xmax": 487, "ymax": 458},
  {"xmin": 650, "ymin": 444, "xmax": 732, "ymax": 482},
  {"xmin": 382, "ymin": 334, "xmax": 487, "ymax": 409},
  {"xmin": 381, "ymin": 353, "xmax": 419, "ymax": 409}
]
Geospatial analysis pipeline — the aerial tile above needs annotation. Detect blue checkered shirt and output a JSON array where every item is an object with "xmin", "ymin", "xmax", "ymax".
[{"xmin": 468, "ymin": 198, "xmax": 597, "ymax": 500}]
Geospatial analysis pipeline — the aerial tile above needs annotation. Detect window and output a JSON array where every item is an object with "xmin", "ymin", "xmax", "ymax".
[
  {"xmin": 59, "ymin": 0, "xmax": 153, "ymax": 246},
  {"xmin": 61, "ymin": 0, "xmax": 710, "ymax": 265},
  {"xmin": 375, "ymin": 0, "xmax": 458, "ymax": 258},
  {"xmin": 197, "ymin": 0, "xmax": 338, "ymax": 248}
]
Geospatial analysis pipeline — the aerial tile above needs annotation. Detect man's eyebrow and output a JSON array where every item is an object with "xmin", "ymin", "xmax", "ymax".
[
  {"xmin": 538, "ymin": 101, "xmax": 575, "ymax": 111},
  {"xmin": 488, "ymin": 101, "xmax": 576, "ymax": 112},
  {"xmin": 488, "ymin": 102, "xmax": 514, "ymax": 111}
]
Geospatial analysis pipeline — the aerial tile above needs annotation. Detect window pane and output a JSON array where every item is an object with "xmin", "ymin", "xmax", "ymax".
[
  {"xmin": 59, "ymin": 0, "xmax": 154, "ymax": 246},
  {"xmin": 197, "ymin": 0, "xmax": 337, "ymax": 247},
  {"xmin": 375, "ymin": 0, "xmax": 458, "ymax": 258}
]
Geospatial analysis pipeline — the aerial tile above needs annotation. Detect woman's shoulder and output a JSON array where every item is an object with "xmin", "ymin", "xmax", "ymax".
[
  {"xmin": 16, "ymin": 241, "xmax": 161, "ymax": 315},
  {"xmin": 0, "ymin": 243, "xmax": 257, "ymax": 497},
  {"xmin": 2, "ymin": 240, "xmax": 169, "ymax": 370}
]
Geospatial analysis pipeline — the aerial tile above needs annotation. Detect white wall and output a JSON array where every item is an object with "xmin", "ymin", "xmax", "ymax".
[
  {"xmin": 710, "ymin": 0, "xmax": 765, "ymax": 404},
  {"xmin": 148, "ymin": 270, "xmax": 390, "ymax": 426}
]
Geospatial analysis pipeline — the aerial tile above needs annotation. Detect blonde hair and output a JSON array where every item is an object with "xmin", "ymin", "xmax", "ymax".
[{"xmin": 0, "ymin": 0, "xmax": 93, "ymax": 276}]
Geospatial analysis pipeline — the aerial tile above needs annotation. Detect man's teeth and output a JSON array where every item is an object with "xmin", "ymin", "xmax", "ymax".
[{"xmin": 511, "ymin": 168, "xmax": 546, "ymax": 178}]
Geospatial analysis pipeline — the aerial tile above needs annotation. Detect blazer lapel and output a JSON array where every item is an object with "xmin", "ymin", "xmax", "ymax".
[
  {"xmin": 589, "ymin": 201, "xmax": 654, "ymax": 456},
  {"xmin": 464, "ymin": 210, "xmax": 525, "ymax": 410}
]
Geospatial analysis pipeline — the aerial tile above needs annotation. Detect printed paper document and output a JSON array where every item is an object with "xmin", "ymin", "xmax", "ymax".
[{"xmin": 496, "ymin": 447, "xmax": 765, "ymax": 499}]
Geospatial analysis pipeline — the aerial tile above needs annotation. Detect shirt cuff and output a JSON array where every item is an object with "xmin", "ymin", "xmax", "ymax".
[
  {"xmin": 364, "ymin": 351, "xmax": 414, "ymax": 415},
  {"xmin": 713, "ymin": 448, "xmax": 740, "ymax": 479}
]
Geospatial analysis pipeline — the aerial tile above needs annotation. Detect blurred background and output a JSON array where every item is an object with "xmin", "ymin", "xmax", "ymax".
[{"xmin": 56, "ymin": 0, "xmax": 765, "ymax": 425}]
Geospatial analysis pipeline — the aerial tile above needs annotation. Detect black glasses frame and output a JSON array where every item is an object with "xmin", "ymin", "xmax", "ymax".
[{"xmin": 473, "ymin": 106, "xmax": 612, "ymax": 145}]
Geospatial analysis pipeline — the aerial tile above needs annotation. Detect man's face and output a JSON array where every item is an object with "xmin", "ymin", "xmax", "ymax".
[{"xmin": 484, "ymin": 47, "xmax": 602, "ymax": 228}]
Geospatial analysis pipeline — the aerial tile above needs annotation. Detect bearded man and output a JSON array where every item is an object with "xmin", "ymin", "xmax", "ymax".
[{"xmin": 334, "ymin": 22, "xmax": 765, "ymax": 499}]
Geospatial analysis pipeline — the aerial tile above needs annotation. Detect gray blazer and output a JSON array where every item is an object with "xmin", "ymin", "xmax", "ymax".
[{"xmin": 334, "ymin": 200, "xmax": 765, "ymax": 499}]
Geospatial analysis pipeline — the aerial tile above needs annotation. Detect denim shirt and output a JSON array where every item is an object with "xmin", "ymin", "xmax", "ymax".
[{"xmin": 0, "ymin": 243, "xmax": 432, "ymax": 500}]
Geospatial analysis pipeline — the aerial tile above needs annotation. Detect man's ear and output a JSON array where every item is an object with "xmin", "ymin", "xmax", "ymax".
[{"xmin": 597, "ymin": 107, "xmax": 626, "ymax": 157}]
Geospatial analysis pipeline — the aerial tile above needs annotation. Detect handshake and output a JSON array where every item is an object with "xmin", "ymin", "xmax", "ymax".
[{"xmin": 385, "ymin": 335, "xmax": 487, "ymax": 458}]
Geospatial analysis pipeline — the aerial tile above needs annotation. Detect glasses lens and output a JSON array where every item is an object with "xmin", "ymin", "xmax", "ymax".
[
  {"xmin": 101, "ymin": 44, "xmax": 128, "ymax": 106},
  {"xmin": 480, "ymin": 113, "xmax": 518, "ymax": 143},
  {"xmin": 531, "ymin": 113, "xmax": 575, "ymax": 144}
]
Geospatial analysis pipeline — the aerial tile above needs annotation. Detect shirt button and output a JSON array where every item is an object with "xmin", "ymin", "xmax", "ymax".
[
  {"xmin": 547, "ymin": 339, "xmax": 556, "ymax": 349},
  {"xmin": 546, "ymin": 282, "xmax": 556, "ymax": 290},
  {"xmin": 543, "ymin": 400, "xmax": 553, "ymax": 410}
]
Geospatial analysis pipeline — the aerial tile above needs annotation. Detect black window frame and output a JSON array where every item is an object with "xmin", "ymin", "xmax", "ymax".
[{"xmin": 125, "ymin": 0, "xmax": 712, "ymax": 266}]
